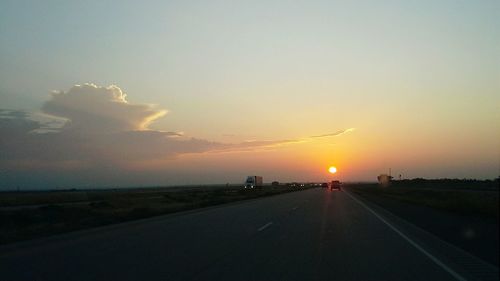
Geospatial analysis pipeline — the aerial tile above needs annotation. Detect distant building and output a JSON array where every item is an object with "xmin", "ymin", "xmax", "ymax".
[{"xmin": 377, "ymin": 174, "xmax": 393, "ymax": 187}]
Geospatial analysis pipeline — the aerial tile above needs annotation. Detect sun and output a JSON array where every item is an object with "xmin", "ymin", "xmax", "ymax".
[{"xmin": 328, "ymin": 166, "xmax": 337, "ymax": 174}]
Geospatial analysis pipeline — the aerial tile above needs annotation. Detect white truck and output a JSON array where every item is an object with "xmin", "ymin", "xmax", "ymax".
[{"xmin": 244, "ymin": 176, "xmax": 263, "ymax": 189}]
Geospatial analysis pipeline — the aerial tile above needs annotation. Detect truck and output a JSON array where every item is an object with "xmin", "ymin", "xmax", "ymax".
[
  {"xmin": 330, "ymin": 180, "xmax": 341, "ymax": 190},
  {"xmin": 244, "ymin": 176, "xmax": 263, "ymax": 189}
]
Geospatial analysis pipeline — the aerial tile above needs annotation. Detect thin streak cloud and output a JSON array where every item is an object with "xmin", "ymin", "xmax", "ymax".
[{"xmin": 309, "ymin": 128, "xmax": 356, "ymax": 138}]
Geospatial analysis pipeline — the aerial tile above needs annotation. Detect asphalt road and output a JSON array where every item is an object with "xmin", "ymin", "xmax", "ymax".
[{"xmin": 0, "ymin": 188, "xmax": 496, "ymax": 281}]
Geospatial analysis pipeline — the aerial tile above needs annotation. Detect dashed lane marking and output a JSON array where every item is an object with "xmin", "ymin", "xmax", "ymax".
[{"xmin": 257, "ymin": 222, "xmax": 273, "ymax": 232}]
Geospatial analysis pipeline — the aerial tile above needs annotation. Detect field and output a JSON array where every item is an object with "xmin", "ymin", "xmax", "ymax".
[
  {"xmin": 348, "ymin": 180, "xmax": 499, "ymax": 218},
  {"xmin": 0, "ymin": 185, "xmax": 313, "ymax": 245}
]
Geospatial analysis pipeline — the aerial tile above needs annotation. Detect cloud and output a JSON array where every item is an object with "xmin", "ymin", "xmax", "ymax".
[
  {"xmin": 0, "ymin": 110, "xmax": 40, "ymax": 134},
  {"xmin": 222, "ymin": 129, "xmax": 356, "ymax": 152},
  {"xmin": 0, "ymin": 84, "xmax": 355, "ymax": 188},
  {"xmin": 42, "ymin": 83, "xmax": 166, "ymax": 132},
  {"xmin": 309, "ymin": 128, "xmax": 355, "ymax": 138},
  {"xmin": 0, "ymin": 111, "xmax": 222, "ymax": 168}
]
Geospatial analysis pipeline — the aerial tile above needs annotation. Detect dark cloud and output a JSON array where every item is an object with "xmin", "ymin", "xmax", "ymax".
[
  {"xmin": 0, "ymin": 111, "xmax": 223, "ymax": 168},
  {"xmin": 0, "ymin": 84, "xmax": 211, "ymax": 170},
  {"xmin": 0, "ymin": 110, "xmax": 40, "ymax": 134}
]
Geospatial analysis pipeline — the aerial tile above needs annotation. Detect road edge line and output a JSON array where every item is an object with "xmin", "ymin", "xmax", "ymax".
[{"xmin": 344, "ymin": 190, "xmax": 468, "ymax": 281}]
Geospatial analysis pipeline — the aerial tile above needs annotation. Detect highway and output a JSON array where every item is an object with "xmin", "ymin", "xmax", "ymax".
[{"xmin": 0, "ymin": 188, "xmax": 497, "ymax": 281}]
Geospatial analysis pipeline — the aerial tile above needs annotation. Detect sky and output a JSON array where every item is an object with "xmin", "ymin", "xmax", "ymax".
[{"xmin": 0, "ymin": 0, "xmax": 499, "ymax": 189}]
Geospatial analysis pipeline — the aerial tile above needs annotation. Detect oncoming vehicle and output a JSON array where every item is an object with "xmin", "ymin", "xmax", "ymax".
[
  {"xmin": 321, "ymin": 182, "xmax": 329, "ymax": 188},
  {"xmin": 330, "ymin": 180, "xmax": 341, "ymax": 191}
]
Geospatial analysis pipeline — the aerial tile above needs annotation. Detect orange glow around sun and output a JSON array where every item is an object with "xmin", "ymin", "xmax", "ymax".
[{"xmin": 328, "ymin": 166, "xmax": 337, "ymax": 174}]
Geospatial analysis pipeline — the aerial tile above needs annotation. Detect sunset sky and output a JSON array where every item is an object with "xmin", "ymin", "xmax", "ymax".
[{"xmin": 1, "ymin": 0, "xmax": 499, "ymax": 189}]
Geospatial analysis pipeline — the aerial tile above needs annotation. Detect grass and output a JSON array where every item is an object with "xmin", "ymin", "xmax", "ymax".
[
  {"xmin": 0, "ymin": 185, "xmax": 311, "ymax": 245},
  {"xmin": 348, "ymin": 183, "xmax": 499, "ymax": 218}
]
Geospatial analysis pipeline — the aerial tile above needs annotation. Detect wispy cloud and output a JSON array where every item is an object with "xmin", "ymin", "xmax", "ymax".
[
  {"xmin": 309, "ymin": 128, "xmax": 356, "ymax": 138},
  {"xmin": 211, "ymin": 129, "xmax": 356, "ymax": 153}
]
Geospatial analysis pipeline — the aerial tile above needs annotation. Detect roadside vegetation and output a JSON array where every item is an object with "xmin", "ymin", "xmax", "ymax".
[
  {"xmin": 348, "ymin": 179, "xmax": 499, "ymax": 218},
  {"xmin": 0, "ymin": 185, "xmax": 313, "ymax": 245}
]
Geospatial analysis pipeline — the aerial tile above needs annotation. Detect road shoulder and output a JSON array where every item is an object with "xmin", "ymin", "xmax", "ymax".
[{"xmin": 344, "ymin": 188, "xmax": 499, "ymax": 281}]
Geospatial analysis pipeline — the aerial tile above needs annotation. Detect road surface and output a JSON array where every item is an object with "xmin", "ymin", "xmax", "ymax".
[{"xmin": 0, "ymin": 188, "xmax": 497, "ymax": 281}]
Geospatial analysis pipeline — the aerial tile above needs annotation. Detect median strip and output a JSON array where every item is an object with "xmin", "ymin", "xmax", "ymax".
[{"xmin": 0, "ymin": 185, "xmax": 314, "ymax": 245}]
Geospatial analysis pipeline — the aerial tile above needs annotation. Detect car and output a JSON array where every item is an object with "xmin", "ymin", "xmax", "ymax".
[
  {"xmin": 271, "ymin": 181, "xmax": 279, "ymax": 186},
  {"xmin": 321, "ymin": 182, "xmax": 328, "ymax": 188},
  {"xmin": 330, "ymin": 180, "xmax": 341, "ymax": 191}
]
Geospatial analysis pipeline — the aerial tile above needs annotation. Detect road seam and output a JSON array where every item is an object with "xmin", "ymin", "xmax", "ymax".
[{"xmin": 344, "ymin": 190, "xmax": 468, "ymax": 281}]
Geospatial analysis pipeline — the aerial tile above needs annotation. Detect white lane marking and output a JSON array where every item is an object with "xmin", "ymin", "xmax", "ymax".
[
  {"xmin": 344, "ymin": 190, "xmax": 468, "ymax": 281},
  {"xmin": 257, "ymin": 222, "xmax": 273, "ymax": 232}
]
